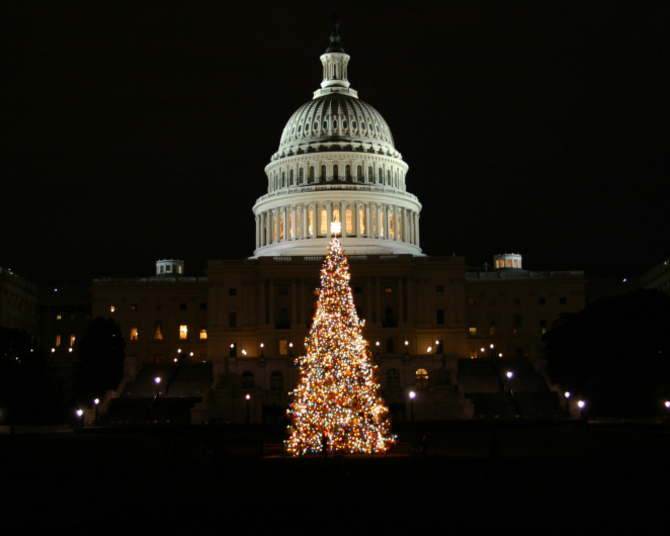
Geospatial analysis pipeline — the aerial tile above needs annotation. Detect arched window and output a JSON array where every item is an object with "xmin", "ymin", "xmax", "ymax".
[
  {"xmin": 270, "ymin": 371, "xmax": 284, "ymax": 392},
  {"xmin": 416, "ymin": 368, "xmax": 429, "ymax": 388},
  {"xmin": 309, "ymin": 166, "xmax": 315, "ymax": 183},
  {"xmin": 346, "ymin": 209, "xmax": 353, "ymax": 235},
  {"xmin": 241, "ymin": 371, "xmax": 255, "ymax": 389},
  {"xmin": 299, "ymin": 168, "xmax": 304, "ymax": 183},
  {"xmin": 333, "ymin": 164, "xmax": 338, "ymax": 181},
  {"xmin": 345, "ymin": 164, "xmax": 351, "ymax": 180},
  {"xmin": 321, "ymin": 165, "xmax": 326, "ymax": 181},
  {"xmin": 282, "ymin": 172, "xmax": 286, "ymax": 188},
  {"xmin": 320, "ymin": 209, "xmax": 327, "ymax": 235},
  {"xmin": 378, "ymin": 168, "xmax": 383, "ymax": 183},
  {"xmin": 387, "ymin": 368, "xmax": 400, "ymax": 390},
  {"xmin": 368, "ymin": 166, "xmax": 373, "ymax": 181},
  {"xmin": 356, "ymin": 165, "xmax": 362, "ymax": 181},
  {"xmin": 289, "ymin": 169, "xmax": 294, "ymax": 186},
  {"xmin": 387, "ymin": 170, "xmax": 391, "ymax": 185},
  {"xmin": 359, "ymin": 209, "xmax": 366, "ymax": 235}
]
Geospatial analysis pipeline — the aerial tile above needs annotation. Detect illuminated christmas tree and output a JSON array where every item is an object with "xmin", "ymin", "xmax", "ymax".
[{"xmin": 286, "ymin": 223, "xmax": 392, "ymax": 455}]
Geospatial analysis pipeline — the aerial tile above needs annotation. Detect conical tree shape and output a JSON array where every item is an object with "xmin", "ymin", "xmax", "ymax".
[{"xmin": 286, "ymin": 236, "xmax": 392, "ymax": 455}]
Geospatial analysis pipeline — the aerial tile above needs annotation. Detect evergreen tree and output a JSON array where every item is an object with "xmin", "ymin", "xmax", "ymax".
[{"xmin": 286, "ymin": 230, "xmax": 391, "ymax": 455}]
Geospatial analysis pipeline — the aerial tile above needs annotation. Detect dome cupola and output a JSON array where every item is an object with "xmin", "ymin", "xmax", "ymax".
[{"xmin": 252, "ymin": 17, "xmax": 423, "ymax": 258}]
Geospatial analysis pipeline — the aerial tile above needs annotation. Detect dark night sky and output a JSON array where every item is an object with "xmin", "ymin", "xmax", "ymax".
[{"xmin": 3, "ymin": 2, "xmax": 668, "ymax": 286}]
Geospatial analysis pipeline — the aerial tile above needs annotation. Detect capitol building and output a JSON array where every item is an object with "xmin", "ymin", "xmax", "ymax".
[{"xmin": 90, "ymin": 23, "xmax": 585, "ymax": 423}]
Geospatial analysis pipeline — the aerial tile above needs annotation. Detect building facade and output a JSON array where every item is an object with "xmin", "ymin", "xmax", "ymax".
[{"xmin": 91, "ymin": 25, "xmax": 586, "ymax": 423}]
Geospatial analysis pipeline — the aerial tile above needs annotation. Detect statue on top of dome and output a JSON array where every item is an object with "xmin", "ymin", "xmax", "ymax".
[{"xmin": 326, "ymin": 13, "xmax": 345, "ymax": 53}]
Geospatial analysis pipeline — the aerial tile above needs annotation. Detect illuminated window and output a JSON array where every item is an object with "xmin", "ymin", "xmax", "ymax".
[
  {"xmin": 296, "ymin": 211, "xmax": 301, "ymax": 236},
  {"xmin": 279, "ymin": 339, "xmax": 288, "ymax": 355},
  {"xmin": 379, "ymin": 210, "xmax": 385, "ymax": 237},
  {"xmin": 507, "ymin": 259, "xmax": 512, "ymax": 267},
  {"xmin": 154, "ymin": 323, "xmax": 163, "ymax": 340},
  {"xmin": 69, "ymin": 334, "xmax": 75, "ymax": 346},
  {"xmin": 200, "ymin": 328, "xmax": 207, "ymax": 340},
  {"xmin": 56, "ymin": 314, "xmax": 62, "ymax": 320},
  {"xmin": 359, "ymin": 209, "xmax": 366, "ymax": 234},
  {"xmin": 469, "ymin": 322, "xmax": 477, "ymax": 336},
  {"xmin": 241, "ymin": 371, "xmax": 255, "ymax": 389},
  {"xmin": 320, "ymin": 209, "xmax": 327, "ymax": 235},
  {"xmin": 55, "ymin": 334, "xmax": 61, "ymax": 347},
  {"xmin": 279, "ymin": 215, "xmax": 284, "ymax": 239},
  {"xmin": 387, "ymin": 369, "xmax": 400, "ymax": 389},
  {"xmin": 308, "ymin": 210, "xmax": 314, "ymax": 235},
  {"xmin": 373, "ymin": 211, "xmax": 377, "ymax": 236},
  {"xmin": 130, "ymin": 328, "xmax": 138, "ymax": 341},
  {"xmin": 131, "ymin": 304, "xmax": 137, "ymax": 311},
  {"xmin": 416, "ymin": 368, "xmax": 429, "ymax": 388},
  {"xmin": 346, "ymin": 209, "xmax": 353, "ymax": 234},
  {"xmin": 270, "ymin": 371, "xmax": 283, "ymax": 392},
  {"xmin": 179, "ymin": 325, "xmax": 188, "ymax": 339},
  {"xmin": 514, "ymin": 259, "xmax": 519, "ymax": 268},
  {"xmin": 333, "ymin": 208, "xmax": 340, "ymax": 223},
  {"xmin": 390, "ymin": 213, "xmax": 395, "ymax": 238},
  {"xmin": 110, "ymin": 305, "xmax": 116, "ymax": 313}
]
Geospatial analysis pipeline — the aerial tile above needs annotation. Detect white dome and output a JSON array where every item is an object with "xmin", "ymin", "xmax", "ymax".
[
  {"xmin": 275, "ymin": 94, "xmax": 399, "ymax": 160},
  {"xmin": 252, "ymin": 23, "xmax": 423, "ymax": 259}
]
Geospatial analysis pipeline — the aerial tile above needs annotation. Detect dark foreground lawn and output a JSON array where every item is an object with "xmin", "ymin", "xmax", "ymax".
[{"xmin": 1, "ymin": 421, "xmax": 668, "ymax": 534}]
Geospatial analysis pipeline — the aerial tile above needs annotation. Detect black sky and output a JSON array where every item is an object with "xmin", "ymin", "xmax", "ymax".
[{"xmin": 3, "ymin": 1, "xmax": 668, "ymax": 286}]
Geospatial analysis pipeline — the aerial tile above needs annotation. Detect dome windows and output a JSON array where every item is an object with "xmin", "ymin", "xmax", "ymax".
[
  {"xmin": 369, "ymin": 123, "xmax": 373, "ymax": 131},
  {"xmin": 333, "ymin": 120, "xmax": 338, "ymax": 129},
  {"xmin": 352, "ymin": 120, "xmax": 357, "ymax": 129},
  {"xmin": 343, "ymin": 120, "xmax": 347, "ymax": 129},
  {"xmin": 323, "ymin": 120, "xmax": 328, "ymax": 129},
  {"xmin": 298, "ymin": 125, "xmax": 302, "ymax": 133}
]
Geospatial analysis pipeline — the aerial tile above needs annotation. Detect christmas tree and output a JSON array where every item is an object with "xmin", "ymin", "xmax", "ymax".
[{"xmin": 286, "ymin": 224, "xmax": 392, "ymax": 455}]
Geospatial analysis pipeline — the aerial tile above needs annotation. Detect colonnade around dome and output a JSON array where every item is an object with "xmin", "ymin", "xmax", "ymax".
[{"xmin": 254, "ymin": 200, "xmax": 420, "ymax": 252}]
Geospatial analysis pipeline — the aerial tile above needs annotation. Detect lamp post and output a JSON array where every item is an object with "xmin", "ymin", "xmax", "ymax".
[
  {"xmin": 564, "ymin": 391, "xmax": 571, "ymax": 418},
  {"xmin": 409, "ymin": 391, "xmax": 416, "ymax": 421},
  {"xmin": 577, "ymin": 399, "xmax": 585, "ymax": 420},
  {"xmin": 506, "ymin": 371, "xmax": 514, "ymax": 393},
  {"xmin": 93, "ymin": 398, "xmax": 100, "ymax": 426},
  {"xmin": 76, "ymin": 408, "xmax": 84, "ymax": 429},
  {"xmin": 489, "ymin": 343, "xmax": 495, "ymax": 359},
  {"xmin": 245, "ymin": 394, "xmax": 251, "ymax": 424}
]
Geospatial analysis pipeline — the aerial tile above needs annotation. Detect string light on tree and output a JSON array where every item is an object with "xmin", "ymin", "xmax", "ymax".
[{"xmin": 286, "ymin": 222, "xmax": 392, "ymax": 455}]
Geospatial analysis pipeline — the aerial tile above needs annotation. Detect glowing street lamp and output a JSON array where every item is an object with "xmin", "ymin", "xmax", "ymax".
[
  {"xmin": 94, "ymin": 398, "xmax": 100, "ymax": 426},
  {"xmin": 409, "ymin": 391, "xmax": 416, "ymax": 421},
  {"xmin": 76, "ymin": 408, "xmax": 84, "ymax": 428},
  {"xmin": 245, "ymin": 394, "xmax": 251, "ymax": 424}
]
